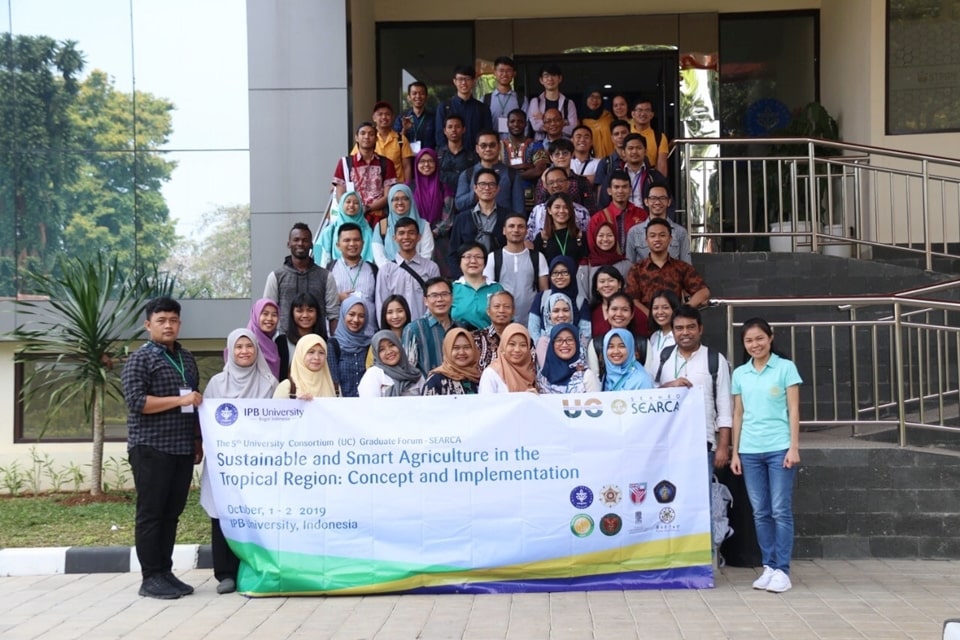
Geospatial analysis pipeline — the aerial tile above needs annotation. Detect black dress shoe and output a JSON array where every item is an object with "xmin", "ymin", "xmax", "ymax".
[
  {"xmin": 162, "ymin": 572, "xmax": 195, "ymax": 596},
  {"xmin": 139, "ymin": 575, "xmax": 182, "ymax": 600}
]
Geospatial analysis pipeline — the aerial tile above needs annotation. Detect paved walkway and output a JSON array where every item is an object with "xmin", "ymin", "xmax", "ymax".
[{"xmin": 1, "ymin": 559, "xmax": 958, "ymax": 639}]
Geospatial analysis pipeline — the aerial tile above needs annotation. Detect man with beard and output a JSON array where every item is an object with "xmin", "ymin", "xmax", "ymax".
[{"xmin": 264, "ymin": 222, "xmax": 340, "ymax": 335}]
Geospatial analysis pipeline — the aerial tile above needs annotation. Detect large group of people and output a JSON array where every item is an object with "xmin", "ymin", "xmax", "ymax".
[{"xmin": 120, "ymin": 59, "xmax": 803, "ymax": 599}]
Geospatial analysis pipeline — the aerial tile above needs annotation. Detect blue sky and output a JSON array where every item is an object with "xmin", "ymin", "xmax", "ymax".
[{"xmin": 5, "ymin": 0, "xmax": 250, "ymax": 237}]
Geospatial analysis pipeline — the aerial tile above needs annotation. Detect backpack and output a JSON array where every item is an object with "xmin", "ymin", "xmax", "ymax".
[
  {"xmin": 493, "ymin": 248, "xmax": 541, "ymax": 292},
  {"xmin": 711, "ymin": 474, "xmax": 734, "ymax": 548},
  {"xmin": 654, "ymin": 344, "xmax": 721, "ymax": 413},
  {"xmin": 536, "ymin": 94, "xmax": 572, "ymax": 122}
]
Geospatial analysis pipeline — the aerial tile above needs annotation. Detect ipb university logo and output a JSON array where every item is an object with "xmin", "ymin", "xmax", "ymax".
[
  {"xmin": 215, "ymin": 403, "xmax": 239, "ymax": 426},
  {"xmin": 562, "ymin": 397, "xmax": 604, "ymax": 418}
]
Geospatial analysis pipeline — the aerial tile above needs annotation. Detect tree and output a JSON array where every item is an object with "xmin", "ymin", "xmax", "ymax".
[
  {"xmin": 165, "ymin": 203, "xmax": 252, "ymax": 298},
  {"xmin": 0, "ymin": 34, "xmax": 84, "ymax": 294},
  {"xmin": 62, "ymin": 70, "xmax": 178, "ymax": 274},
  {"xmin": 0, "ymin": 36, "xmax": 178, "ymax": 296},
  {"xmin": 12, "ymin": 255, "xmax": 176, "ymax": 495}
]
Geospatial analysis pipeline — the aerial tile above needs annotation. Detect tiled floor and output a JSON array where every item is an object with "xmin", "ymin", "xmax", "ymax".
[{"xmin": 2, "ymin": 559, "xmax": 958, "ymax": 639}]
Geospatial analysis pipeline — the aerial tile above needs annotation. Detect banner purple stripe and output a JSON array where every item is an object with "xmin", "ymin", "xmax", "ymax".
[{"xmin": 402, "ymin": 565, "xmax": 715, "ymax": 594}]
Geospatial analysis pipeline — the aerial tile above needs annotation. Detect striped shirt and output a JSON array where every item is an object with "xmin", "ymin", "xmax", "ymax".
[{"xmin": 329, "ymin": 259, "xmax": 377, "ymax": 308}]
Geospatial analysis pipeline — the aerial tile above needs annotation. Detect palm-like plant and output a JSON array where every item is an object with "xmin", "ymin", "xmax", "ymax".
[{"xmin": 12, "ymin": 254, "xmax": 176, "ymax": 496}]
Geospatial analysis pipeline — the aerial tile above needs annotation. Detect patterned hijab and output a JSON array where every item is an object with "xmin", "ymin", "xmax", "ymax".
[
  {"xmin": 206, "ymin": 329, "xmax": 278, "ymax": 399},
  {"xmin": 382, "ymin": 183, "xmax": 426, "ymax": 260},
  {"xmin": 289, "ymin": 334, "xmax": 337, "ymax": 398},
  {"xmin": 488, "ymin": 323, "xmax": 537, "ymax": 393},
  {"xmin": 540, "ymin": 292, "xmax": 575, "ymax": 337},
  {"xmin": 371, "ymin": 330, "xmax": 422, "ymax": 396},
  {"xmin": 429, "ymin": 328, "xmax": 481, "ymax": 383},
  {"xmin": 247, "ymin": 298, "xmax": 281, "ymax": 379}
]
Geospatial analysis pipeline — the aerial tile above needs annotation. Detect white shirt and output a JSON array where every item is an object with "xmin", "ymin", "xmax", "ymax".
[
  {"xmin": 655, "ymin": 345, "xmax": 732, "ymax": 446},
  {"xmin": 483, "ymin": 247, "xmax": 549, "ymax": 326},
  {"xmin": 356, "ymin": 366, "xmax": 423, "ymax": 398},
  {"xmin": 478, "ymin": 367, "xmax": 510, "ymax": 394}
]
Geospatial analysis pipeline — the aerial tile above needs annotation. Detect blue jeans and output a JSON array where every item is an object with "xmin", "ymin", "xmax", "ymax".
[{"xmin": 740, "ymin": 449, "xmax": 796, "ymax": 574}]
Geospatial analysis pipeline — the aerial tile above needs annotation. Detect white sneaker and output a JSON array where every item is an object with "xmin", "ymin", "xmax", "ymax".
[
  {"xmin": 752, "ymin": 566, "xmax": 775, "ymax": 590},
  {"xmin": 766, "ymin": 569, "xmax": 792, "ymax": 593}
]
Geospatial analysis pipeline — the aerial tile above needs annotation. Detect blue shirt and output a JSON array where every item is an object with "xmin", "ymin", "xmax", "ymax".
[{"xmin": 731, "ymin": 353, "xmax": 803, "ymax": 454}]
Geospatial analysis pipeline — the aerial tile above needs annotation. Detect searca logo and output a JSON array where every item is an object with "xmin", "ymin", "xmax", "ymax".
[{"xmin": 562, "ymin": 398, "xmax": 604, "ymax": 418}]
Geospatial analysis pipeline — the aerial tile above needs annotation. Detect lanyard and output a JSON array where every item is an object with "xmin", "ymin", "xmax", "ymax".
[
  {"xmin": 160, "ymin": 347, "xmax": 187, "ymax": 386},
  {"xmin": 495, "ymin": 91, "xmax": 511, "ymax": 114},
  {"xmin": 410, "ymin": 112, "xmax": 424, "ymax": 140},
  {"xmin": 631, "ymin": 167, "xmax": 647, "ymax": 200},
  {"xmin": 673, "ymin": 350, "xmax": 688, "ymax": 379},
  {"xmin": 345, "ymin": 262, "xmax": 363, "ymax": 289},
  {"xmin": 555, "ymin": 229, "xmax": 569, "ymax": 257},
  {"xmin": 656, "ymin": 330, "xmax": 669, "ymax": 351}
]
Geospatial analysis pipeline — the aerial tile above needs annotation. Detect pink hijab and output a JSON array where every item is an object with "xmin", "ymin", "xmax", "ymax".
[{"xmin": 247, "ymin": 298, "xmax": 281, "ymax": 378}]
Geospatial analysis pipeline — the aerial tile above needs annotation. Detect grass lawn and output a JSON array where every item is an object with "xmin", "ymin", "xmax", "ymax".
[{"xmin": 0, "ymin": 489, "xmax": 210, "ymax": 548}]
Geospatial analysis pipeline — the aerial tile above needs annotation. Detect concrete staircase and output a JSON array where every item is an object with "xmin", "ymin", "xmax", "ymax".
[{"xmin": 694, "ymin": 251, "xmax": 960, "ymax": 561}]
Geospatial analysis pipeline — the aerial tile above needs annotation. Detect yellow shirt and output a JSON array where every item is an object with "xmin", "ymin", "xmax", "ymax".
[
  {"xmin": 583, "ymin": 110, "xmax": 615, "ymax": 158},
  {"xmin": 351, "ymin": 130, "xmax": 414, "ymax": 182},
  {"xmin": 629, "ymin": 124, "xmax": 669, "ymax": 169}
]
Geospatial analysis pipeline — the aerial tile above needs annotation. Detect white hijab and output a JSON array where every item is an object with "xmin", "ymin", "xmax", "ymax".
[{"xmin": 205, "ymin": 328, "xmax": 278, "ymax": 399}]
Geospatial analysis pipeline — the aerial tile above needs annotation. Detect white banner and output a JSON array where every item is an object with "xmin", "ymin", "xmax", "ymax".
[{"xmin": 199, "ymin": 388, "xmax": 713, "ymax": 595}]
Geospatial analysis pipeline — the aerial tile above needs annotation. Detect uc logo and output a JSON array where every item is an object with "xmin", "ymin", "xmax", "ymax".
[{"xmin": 562, "ymin": 398, "xmax": 604, "ymax": 418}]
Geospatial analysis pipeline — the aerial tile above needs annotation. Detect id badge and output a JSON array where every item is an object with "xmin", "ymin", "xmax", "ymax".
[
  {"xmin": 497, "ymin": 116, "xmax": 509, "ymax": 134},
  {"xmin": 409, "ymin": 141, "xmax": 422, "ymax": 154},
  {"xmin": 179, "ymin": 387, "xmax": 194, "ymax": 413},
  {"xmin": 510, "ymin": 156, "xmax": 524, "ymax": 166}
]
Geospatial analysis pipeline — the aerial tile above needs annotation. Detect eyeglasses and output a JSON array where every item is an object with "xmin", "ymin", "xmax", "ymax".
[
  {"xmin": 545, "ymin": 179, "xmax": 568, "ymax": 187},
  {"xmin": 454, "ymin": 76, "xmax": 473, "ymax": 83},
  {"xmin": 461, "ymin": 254, "xmax": 485, "ymax": 262},
  {"xmin": 426, "ymin": 291, "xmax": 452, "ymax": 300},
  {"xmin": 552, "ymin": 270, "xmax": 570, "ymax": 277},
  {"xmin": 476, "ymin": 182, "xmax": 498, "ymax": 189},
  {"xmin": 550, "ymin": 150, "xmax": 572, "ymax": 157},
  {"xmin": 555, "ymin": 338, "xmax": 577, "ymax": 346},
  {"xmin": 646, "ymin": 196, "xmax": 670, "ymax": 202},
  {"xmin": 477, "ymin": 142, "xmax": 499, "ymax": 149}
]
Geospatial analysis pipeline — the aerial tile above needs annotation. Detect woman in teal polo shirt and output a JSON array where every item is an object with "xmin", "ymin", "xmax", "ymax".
[{"xmin": 730, "ymin": 317, "xmax": 802, "ymax": 594}]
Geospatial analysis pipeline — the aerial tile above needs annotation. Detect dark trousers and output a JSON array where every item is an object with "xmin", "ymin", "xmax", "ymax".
[
  {"xmin": 211, "ymin": 518, "xmax": 240, "ymax": 581},
  {"xmin": 129, "ymin": 445, "xmax": 194, "ymax": 578}
]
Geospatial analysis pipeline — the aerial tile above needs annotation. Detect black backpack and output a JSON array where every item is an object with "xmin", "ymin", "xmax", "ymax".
[
  {"xmin": 493, "ymin": 248, "xmax": 541, "ymax": 292},
  {"xmin": 655, "ymin": 344, "xmax": 721, "ymax": 412}
]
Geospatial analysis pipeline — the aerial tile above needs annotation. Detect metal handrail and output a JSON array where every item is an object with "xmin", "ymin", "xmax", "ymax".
[
  {"xmin": 674, "ymin": 136, "xmax": 960, "ymax": 271},
  {"xmin": 712, "ymin": 293, "xmax": 960, "ymax": 448}
]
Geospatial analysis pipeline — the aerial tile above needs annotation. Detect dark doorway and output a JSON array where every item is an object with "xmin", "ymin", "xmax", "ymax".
[{"xmin": 513, "ymin": 51, "xmax": 679, "ymax": 146}]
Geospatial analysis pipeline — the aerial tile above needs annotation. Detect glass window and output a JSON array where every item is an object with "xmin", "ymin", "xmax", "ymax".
[
  {"xmin": 719, "ymin": 12, "xmax": 818, "ymax": 138},
  {"xmin": 887, "ymin": 0, "xmax": 960, "ymax": 134},
  {"xmin": 377, "ymin": 22, "xmax": 474, "ymax": 117},
  {"xmin": 2, "ymin": 0, "xmax": 250, "ymax": 300},
  {"xmin": 16, "ymin": 351, "xmax": 225, "ymax": 442}
]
